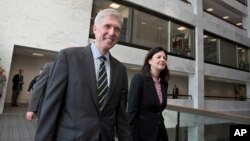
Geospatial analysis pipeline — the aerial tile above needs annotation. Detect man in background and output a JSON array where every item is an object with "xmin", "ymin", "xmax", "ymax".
[
  {"xmin": 26, "ymin": 62, "xmax": 53, "ymax": 121},
  {"xmin": 0, "ymin": 67, "xmax": 7, "ymax": 98},
  {"xmin": 172, "ymin": 84, "xmax": 179, "ymax": 99},
  {"xmin": 27, "ymin": 68, "xmax": 43, "ymax": 95},
  {"xmin": 11, "ymin": 68, "xmax": 24, "ymax": 107}
]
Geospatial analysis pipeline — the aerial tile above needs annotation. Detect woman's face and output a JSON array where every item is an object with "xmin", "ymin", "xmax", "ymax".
[{"xmin": 148, "ymin": 51, "xmax": 167, "ymax": 72}]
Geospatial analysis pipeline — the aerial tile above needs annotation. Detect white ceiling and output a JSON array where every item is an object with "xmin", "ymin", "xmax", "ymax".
[
  {"xmin": 203, "ymin": 0, "xmax": 245, "ymax": 27},
  {"xmin": 13, "ymin": 45, "xmax": 58, "ymax": 59}
]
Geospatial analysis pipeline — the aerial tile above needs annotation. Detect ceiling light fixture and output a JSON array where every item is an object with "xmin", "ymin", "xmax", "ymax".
[
  {"xmin": 158, "ymin": 27, "xmax": 163, "ymax": 30},
  {"xmin": 236, "ymin": 22, "xmax": 242, "ymax": 26},
  {"xmin": 32, "ymin": 53, "xmax": 44, "ymax": 57},
  {"xmin": 109, "ymin": 3, "xmax": 120, "ymax": 9},
  {"xmin": 203, "ymin": 35, "xmax": 208, "ymax": 38},
  {"xmin": 206, "ymin": 8, "xmax": 214, "ymax": 12},
  {"xmin": 222, "ymin": 16, "xmax": 229, "ymax": 19},
  {"xmin": 211, "ymin": 39, "xmax": 217, "ymax": 42},
  {"xmin": 177, "ymin": 27, "xmax": 186, "ymax": 31}
]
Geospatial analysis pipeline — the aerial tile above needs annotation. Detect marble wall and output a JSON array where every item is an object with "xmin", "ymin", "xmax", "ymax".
[{"xmin": 0, "ymin": 0, "xmax": 93, "ymax": 113}]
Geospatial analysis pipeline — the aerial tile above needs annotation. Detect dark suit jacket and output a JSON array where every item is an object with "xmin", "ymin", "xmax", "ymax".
[
  {"xmin": 172, "ymin": 87, "xmax": 179, "ymax": 98},
  {"xmin": 35, "ymin": 46, "xmax": 131, "ymax": 141},
  {"xmin": 27, "ymin": 62, "xmax": 53, "ymax": 116},
  {"xmin": 12, "ymin": 74, "xmax": 23, "ymax": 90},
  {"xmin": 128, "ymin": 72, "xmax": 168, "ymax": 141},
  {"xmin": 27, "ymin": 75, "xmax": 39, "ymax": 92}
]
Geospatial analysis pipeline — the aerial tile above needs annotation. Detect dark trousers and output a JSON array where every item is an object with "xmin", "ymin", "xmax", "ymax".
[
  {"xmin": 11, "ymin": 87, "xmax": 21, "ymax": 105},
  {"xmin": 99, "ymin": 134, "xmax": 102, "ymax": 141},
  {"xmin": 157, "ymin": 126, "xmax": 168, "ymax": 141}
]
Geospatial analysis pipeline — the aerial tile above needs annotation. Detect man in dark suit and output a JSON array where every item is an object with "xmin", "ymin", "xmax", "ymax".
[
  {"xmin": 11, "ymin": 68, "xmax": 24, "ymax": 107},
  {"xmin": 26, "ymin": 62, "xmax": 53, "ymax": 121},
  {"xmin": 35, "ymin": 8, "xmax": 131, "ymax": 141},
  {"xmin": 172, "ymin": 84, "xmax": 179, "ymax": 99},
  {"xmin": 27, "ymin": 68, "xmax": 43, "ymax": 95}
]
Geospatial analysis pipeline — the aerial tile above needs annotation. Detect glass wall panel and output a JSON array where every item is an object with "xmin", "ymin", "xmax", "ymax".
[
  {"xmin": 204, "ymin": 35, "xmax": 219, "ymax": 63},
  {"xmin": 205, "ymin": 123, "xmax": 230, "ymax": 141},
  {"xmin": 220, "ymin": 40, "xmax": 237, "ymax": 68},
  {"xmin": 131, "ymin": 9, "xmax": 169, "ymax": 49},
  {"xmin": 171, "ymin": 22, "xmax": 194, "ymax": 57},
  {"xmin": 237, "ymin": 46, "xmax": 249, "ymax": 70},
  {"xmin": 165, "ymin": 106, "xmax": 250, "ymax": 141},
  {"xmin": 91, "ymin": 0, "xmax": 131, "ymax": 42},
  {"xmin": 91, "ymin": 0, "xmax": 196, "ymax": 59}
]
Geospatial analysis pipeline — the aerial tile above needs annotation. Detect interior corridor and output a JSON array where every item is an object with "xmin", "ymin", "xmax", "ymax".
[{"xmin": 0, "ymin": 104, "xmax": 37, "ymax": 141}]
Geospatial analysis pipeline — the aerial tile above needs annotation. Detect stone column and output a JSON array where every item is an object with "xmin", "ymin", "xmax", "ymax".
[{"xmin": 188, "ymin": 0, "xmax": 205, "ymax": 140}]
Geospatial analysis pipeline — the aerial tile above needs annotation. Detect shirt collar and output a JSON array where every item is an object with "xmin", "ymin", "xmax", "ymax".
[
  {"xmin": 152, "ymin": 75, "xmax": 161, "ymax": 83},
  {"xmin": 91, "ymin": 43, "xmax": 110, "ymax": 61}
]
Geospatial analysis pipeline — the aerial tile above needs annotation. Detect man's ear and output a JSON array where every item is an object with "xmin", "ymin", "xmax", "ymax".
[{"xmin": 92, "ymin": 25, "xmax": 96, "ymax": 34}]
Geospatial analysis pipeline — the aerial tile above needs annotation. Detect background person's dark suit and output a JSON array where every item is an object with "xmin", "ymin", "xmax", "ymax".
[
  {"xmin": 11, "ymin": 72, "xmax": 23, "ymax": 106},
  {"xmin": 27, "ymin": 62, "xmax": 53, "ymax": 118},
  {"xmin": 128, "ymin": 72, "xmax": 168, "ymax": 141},
  {"xmin": 172, "ymin": 85, "xmax": 179, "ymax": 99},
  {"xmin": 27, "ymin": 75, "xmax": 39, "ymax": 93},
  {"xmin": 35, "ymin": 46, "xmax": 131, "ymax": 141}
]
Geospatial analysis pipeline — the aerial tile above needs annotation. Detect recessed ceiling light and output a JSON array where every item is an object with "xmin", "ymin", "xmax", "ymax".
[
  {"xmin": 211, "ymin": 39, "xmax": 217, "ymax": 42},
  {"xmin": 158, "ymin": 27, "xmax": 163, "ymax": 30},
  {"xmin": 236, "ymin": 22, "xmax": 242, "ymax": 26},
  {"xmin": 222, "ymin": 16, "xmax": 229, "ymax": 19},
  {"xmin": 109, "ymin": 3, "xmax": 120, "ymax": 9},
  {"xmin": 177, "ymin": 27, "xmax": 186, "ymax": 31},
  {"xmin": 203, "ymin": 35, "xmax": 208, "ymax": 38},
  {"xmin": 32, "ymin": 53, "xmax": 44, "ymax": 56},
  {"xmin": 206, "ymin": 8, "xmax": 214, "ymax": 12},
  {"xmin": 141, "ymin": 22, "xmax": 146, "ymax": 25}
]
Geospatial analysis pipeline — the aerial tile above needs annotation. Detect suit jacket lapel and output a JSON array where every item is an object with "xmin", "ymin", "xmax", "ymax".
[
  {"xmin": 161, "ymin": 83, "xmax": 167, "ymax": 106},
  {"xmin": 81, "ymin": 46, "xmax": 99, "ymax": 110}
]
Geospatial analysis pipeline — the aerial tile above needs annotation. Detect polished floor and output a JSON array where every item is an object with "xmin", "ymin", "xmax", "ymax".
[{"xmin": 0, "ymin": 104, "xmax": 37, "ymax": 141}]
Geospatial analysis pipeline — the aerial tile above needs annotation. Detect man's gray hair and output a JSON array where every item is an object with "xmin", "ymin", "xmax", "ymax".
[{"xmin": 94, "ymin": 8, "xmax": 123, "ymax": 26}]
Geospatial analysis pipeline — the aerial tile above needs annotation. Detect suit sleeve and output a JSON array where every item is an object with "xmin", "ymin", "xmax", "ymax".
[
  {"xmin": 27, "ymin": 76, "xmax": 37, "ymax": 92},
  {"xmin": 27, "ymin": 64, "xmax": 50, "ymax": 112},
  {"xmin": 115, "ymin": 66, "xmax": 132, "ymax": 141},
  {"xmin": 35, "ymin": 51, "xmax": 68, "ymax": 141},
  {"xmin": 128, "ymin": 73, "xmax": 143, "ymax": 140}
]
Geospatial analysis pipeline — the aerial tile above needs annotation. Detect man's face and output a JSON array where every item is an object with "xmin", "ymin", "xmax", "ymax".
[
  {"xmin": 19, "ymin": 69, "xmax": 23, "ymax": 74},
  {"xmin": 93, "ymin": 16, "xmax": 121, "ymax": 53}
]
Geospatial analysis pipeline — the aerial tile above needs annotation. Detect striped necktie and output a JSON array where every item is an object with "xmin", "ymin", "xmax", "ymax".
[{"xmin": 97, "ymin": 56, "xmax": 108, "ymax": 108}]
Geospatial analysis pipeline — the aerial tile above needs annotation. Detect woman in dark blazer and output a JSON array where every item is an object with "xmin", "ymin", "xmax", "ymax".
[{"xmin": 128, "ymin": 47, "xmax": 170, "ymax": 141}]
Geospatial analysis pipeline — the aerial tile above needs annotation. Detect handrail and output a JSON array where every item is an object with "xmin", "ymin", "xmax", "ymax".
[
  {"xmin": 205, "ymin": 95, "xmax": 249, "ymax": 101},
  {"xmin": 166, "ymin": 104, "xmax": 250, "ymax": 124},
  {"xmin": 167, "ymin": 94, "xmax": 192, "ymax": 99}
]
